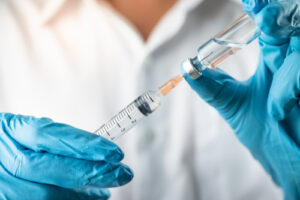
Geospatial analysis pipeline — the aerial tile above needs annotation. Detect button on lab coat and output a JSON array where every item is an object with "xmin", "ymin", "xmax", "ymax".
[{"xmin": 0, "ymin": 0, "xmax": 283, "ymax": 199}]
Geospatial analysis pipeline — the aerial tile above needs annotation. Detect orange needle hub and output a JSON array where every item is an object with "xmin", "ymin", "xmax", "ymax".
[{"xmin": 159, "ymin": 75, "xmax": 183, "ymax": 96}]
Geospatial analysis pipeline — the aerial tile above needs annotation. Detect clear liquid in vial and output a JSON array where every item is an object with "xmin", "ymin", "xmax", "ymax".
[{"xmin": 197, "ymin": 39, "xmax": 242, "ymax": 70}]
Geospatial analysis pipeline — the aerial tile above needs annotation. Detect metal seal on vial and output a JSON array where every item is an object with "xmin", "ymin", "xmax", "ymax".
[{"xmin": 182, "ymin": 58, "xmax": 201, "ymax": 79}]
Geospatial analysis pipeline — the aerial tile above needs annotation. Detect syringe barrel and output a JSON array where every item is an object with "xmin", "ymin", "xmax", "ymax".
[
  {"xmin": 95, "ymin": 90, "xmax": 161, "ymax": 141},
  {"xmin": 182, "ymin": 13, "xmax": 260, "ymax": 79}
]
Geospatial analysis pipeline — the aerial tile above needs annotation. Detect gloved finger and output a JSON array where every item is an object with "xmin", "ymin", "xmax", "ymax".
[
  {"xmin": 289, "ymin": 36, "xmax": 300, "ymax": 54},
  {"xmin": 0, "ymin": 133, "xmax": 133, "ymax": 188},
  {"xmin": 253, "ymin": 3, "xmax": 293, "ymax": 73},
  {"xmin": 0, "ymin": 163, "xmax": 111, "ymax": 200},
  {"xmin": 71, "ymin": 187, "xmax": 111, "ymax": 200},
  {"xmin": 242, "ymin": 0, "xmax": 268, "ymax": 15},
  {"xmin": 0, "ymin": 113, "xmax": 123, "ymax": 163},
  {"xmin": 267, "ymin": 51, "xmax": 300, "ymax": 120},
  {"xmin": 181, "ymin": 66, "xmax": 245, "ymax": 124},
  {"xmin": 242, "ymin": 1, "xmax": 300, "ymax": 38},
  {"xmin": 258, "ymin": 34, "xmax": 290, "ymax": 73},
  {"xmin": 254, "ymin": 2, "xmax": 300, "ymax": 40}
]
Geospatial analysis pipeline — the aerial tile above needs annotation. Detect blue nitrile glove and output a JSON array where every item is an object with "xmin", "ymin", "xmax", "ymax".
[
  {"xmin": 0, "ymin": 113, "xmax": 133, "ymax": 200},
  {"xmin": 182, "ymin": 1, "xmax": 300, "ymax": 199}
]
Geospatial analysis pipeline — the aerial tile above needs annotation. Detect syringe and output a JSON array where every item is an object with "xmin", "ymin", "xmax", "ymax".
[
  {"xmin": 95, "ymin": 13, "xmax": 259, "ymax": 141},
  {"xmin": 95, "ymin": 75, "xmax": 183, "ymax": 141}
]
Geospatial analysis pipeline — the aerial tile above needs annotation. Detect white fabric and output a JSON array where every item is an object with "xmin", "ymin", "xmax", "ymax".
[{"xmin": 0, "ymin": 0, "xmax": 283, "ymax": 199}]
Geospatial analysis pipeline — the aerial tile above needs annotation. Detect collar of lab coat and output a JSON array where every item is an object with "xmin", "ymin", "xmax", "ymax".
[
  {"xmin": 39, "ymin": 0, "xmax": 204, "ymax": 62},
  {"xmin": 40, "ymin": 0, "xmax": 204, "ymax": 25},
  {"xmin": 39, "ymin": 0, "xmax": 67, "ymax": 24},
  {"xmin": 145, "ymin": 0, "xmax": 204, "ymax": 53}
]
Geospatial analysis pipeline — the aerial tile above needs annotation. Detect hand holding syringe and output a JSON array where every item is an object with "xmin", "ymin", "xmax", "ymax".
[
  {"xmin": 95, "ymin": 13, "xmax": 260, "ymax": 141},
  {"xmin": 95, "ymin": 75, "xmax": 183, "ymax": 141}
]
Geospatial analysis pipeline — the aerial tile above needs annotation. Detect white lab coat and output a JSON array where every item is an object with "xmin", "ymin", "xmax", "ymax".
[{"xmin": 0, "ymin": 0, "xmax": 283, "ymax": 199}]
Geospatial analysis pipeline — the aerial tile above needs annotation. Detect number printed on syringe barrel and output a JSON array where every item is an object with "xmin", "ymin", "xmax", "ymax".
[{"xmin": 95, "ymin": 90, "xmax": 161, "ymax": 141}]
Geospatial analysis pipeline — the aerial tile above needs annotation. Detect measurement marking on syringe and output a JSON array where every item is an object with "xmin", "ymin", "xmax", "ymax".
[
  {"xmin": 94, "ymin": 91, "xmax": 162, "ymax": 141},
  {"xmin": 116, "ymin": 122, "xmax": 121, "ymax": 128},
  {"xmin": 149, "ymin": 95, "xmax": 154, "ymax": 102}
]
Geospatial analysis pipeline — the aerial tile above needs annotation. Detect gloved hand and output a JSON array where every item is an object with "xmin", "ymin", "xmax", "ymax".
[
  {"xmin": 182, "ymin": 1, "xmax": 300, "ymax": 199},
  {"xmin": 0, "ymin": 113, "xmax": 133, "ymax": 200}
]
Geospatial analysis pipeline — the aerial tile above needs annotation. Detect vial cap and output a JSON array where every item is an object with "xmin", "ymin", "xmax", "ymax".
[{"xmin": 182, "ymin": 59, "xmax": 201, "ymax": 79}]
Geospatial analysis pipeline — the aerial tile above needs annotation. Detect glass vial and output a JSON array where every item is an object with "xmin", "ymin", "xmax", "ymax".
[{"xmin": 182, "ymin": 13, "xmax": 260, "ymax": 79}]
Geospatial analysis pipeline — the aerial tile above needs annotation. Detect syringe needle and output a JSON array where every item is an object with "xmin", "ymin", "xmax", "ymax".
[{"xmin": 159, "ymin": 75, "xmax": 183, "ymax": 96}]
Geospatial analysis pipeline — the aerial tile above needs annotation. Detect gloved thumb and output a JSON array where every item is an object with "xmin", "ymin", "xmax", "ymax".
[
  {"xmin": 181, "ymin": 66, "xmax": 245, "ymax": 122},
  {"xmin": 267, "ymin": 51, "xmax": 300, "ymax": 120}
]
